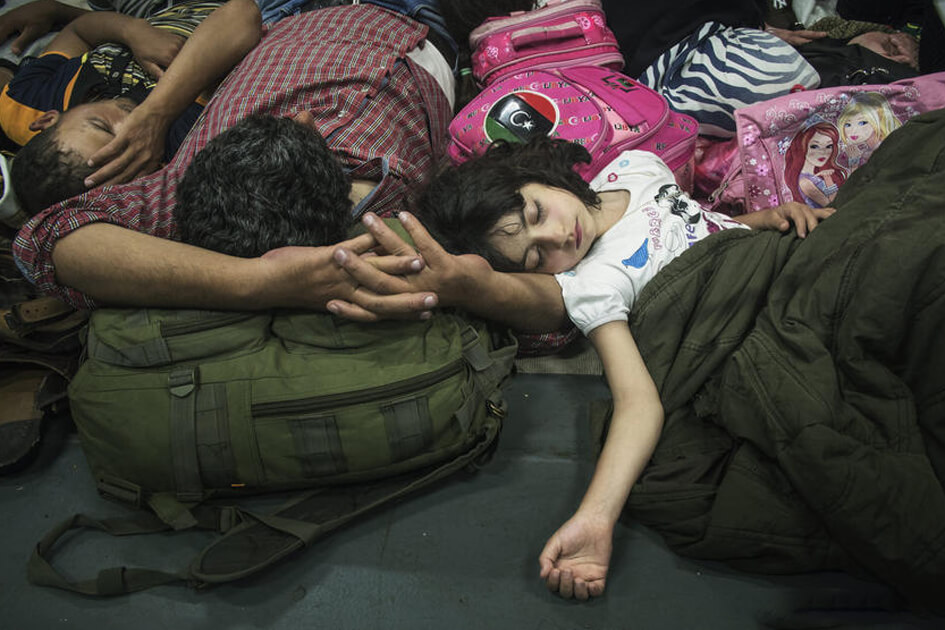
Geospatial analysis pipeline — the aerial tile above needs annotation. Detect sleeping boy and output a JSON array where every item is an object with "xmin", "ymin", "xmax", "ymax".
[{"xmin": 2, "ymin": 0, "xmax": 261, "ymax": 217}]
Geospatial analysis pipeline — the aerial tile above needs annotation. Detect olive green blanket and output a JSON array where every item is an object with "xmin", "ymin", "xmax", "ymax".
[{"xmin": 624, "ymin": 108, "xmax": 945, "ymax": 610}]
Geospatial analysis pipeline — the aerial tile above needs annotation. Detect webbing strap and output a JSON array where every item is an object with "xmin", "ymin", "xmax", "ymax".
[
  {"xmin": 195, "ymin": 383, "xmax": 237, "ymax": 488},
  {"xmin": 452, "ymin": 325, "xmax": 515, "ymax": 432},
  {"xmin": 190, "ymin": 414, "xmax": 503, "ymax": 584},
  {"xmin": 168, "ymin": 368, "xmax": 204, "ymax": 503},
  {"xmin": 86, "ymin": 326, "xmax": 173, "ymax": 367},
  {"xmin": 289, "ymin": 415, "xmax": 346, "ymax": 477},
  {"xmin": 382, "ymin": 397, "xmax": 432, "ymax": 461},
  {"xmin": 27, "ymin": 506, "xmax": 242, "ymax": 596},
  {"xmin": 148, "ymin": 493, "xmax": 198, "ymax": 531},
  {"xmin": 27, "ymin": 514, "xmax": 185, "ymax": 596},
  {"xmin": 460, "ymin": 325, "xmax": 492, "ymax": 372},
  {"xmin": 463, "ymin": 326, "xmax": 518, "ymax": 404}
]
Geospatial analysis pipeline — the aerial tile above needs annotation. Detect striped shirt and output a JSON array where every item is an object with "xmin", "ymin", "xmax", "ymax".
[{"xmin": 14, "ymin": 5, "xmax": 451, "ymax": 309}]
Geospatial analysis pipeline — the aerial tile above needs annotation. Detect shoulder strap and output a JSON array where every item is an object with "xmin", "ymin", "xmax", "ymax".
[{"xmin": 27, "ymin": 412, "xmax": 503, "ymax": 595}]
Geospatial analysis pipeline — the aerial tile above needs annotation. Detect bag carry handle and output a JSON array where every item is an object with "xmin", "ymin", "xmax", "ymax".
[
  {"xmin": 28, "ymin": 416, "xmax": 502, "ymax": 595},
  {"xmin": 510, "ymin": 22, "xmax": 585, "ymax": 50}
]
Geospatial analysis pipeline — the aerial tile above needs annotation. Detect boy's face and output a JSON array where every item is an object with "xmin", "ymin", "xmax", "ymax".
[
  {"xmin": 488, "ymin": 183, "xmax": 596, "ymax": 274},
  {"xmin": 53, "ymin": 98, "xmax": 136, "ymax": 162}
]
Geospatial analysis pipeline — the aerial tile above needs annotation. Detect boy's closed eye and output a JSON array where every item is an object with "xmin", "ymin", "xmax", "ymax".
[{"xmin": 90, "ymin": 118, "xmax": 114, "ymax": 135}]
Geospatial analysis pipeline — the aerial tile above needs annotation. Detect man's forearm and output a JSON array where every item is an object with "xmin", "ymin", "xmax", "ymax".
[
  {"xmin": 448, "ymin": 265, "xmax": 568, "ymax": 333},
  {"xmin": 52, "ymin": 223, "xmax": 266, "ymax": 309}
]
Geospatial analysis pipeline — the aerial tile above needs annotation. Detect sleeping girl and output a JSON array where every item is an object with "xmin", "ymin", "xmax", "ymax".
[{"xmin": 415, "ymin": 136, "xmax": 833, "ymax": 600}]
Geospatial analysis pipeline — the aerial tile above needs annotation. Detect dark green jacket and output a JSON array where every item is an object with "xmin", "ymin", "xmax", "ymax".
[{"xmin": 625, "ymin": 108, "xmax": 945, "ymax": 610}]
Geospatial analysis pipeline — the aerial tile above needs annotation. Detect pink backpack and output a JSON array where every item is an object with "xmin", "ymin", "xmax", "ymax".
[
  {"xmin": 448, "ymin": 66, "xmax": 699, "ymax": 190},
  {"xmin": 708, "ymin": 72, "xmax": 945, "ymax": 213},
  {"xmin": 469, "ymin": 0, "xmax": 624, "ymax": 87}
]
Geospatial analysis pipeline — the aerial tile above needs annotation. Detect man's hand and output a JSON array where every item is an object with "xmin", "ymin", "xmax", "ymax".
[
  {"xmin": 327, "ymin": 212, "xmax": 490, "ymax": 321},
  {"xmin": 127, "ymin": 21, "xmax": 185, "ymax": 79},
  {"xmin": 84, "ymin": 104, "xmax": 169, "ymax": 187},
  {"xmin": 849, "ymin": 31, "xmax": 919, "ymax": 69},
  {"xmin": 0, "ymin": 0, "xmax": 82, "ymax": 55},
  {"xmin": 764, "ymin": 23, "xmax": 827, "ymax": 46},
  {"xmin": 736, "ymin": 202, "xmax": 835, "ymax": 238},
  {"xmin": 538, "ymin": 512, "xmax": 614, "ymax": 601},
  {"xmin": 257, "ymin": 230, "xmax": 435, "ymax": 319}
]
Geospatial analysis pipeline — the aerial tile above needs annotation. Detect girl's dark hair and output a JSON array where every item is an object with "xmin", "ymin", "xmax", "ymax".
[{"xmin": 415, "ymin": 136, "xmax": 599, "ymax": 271}]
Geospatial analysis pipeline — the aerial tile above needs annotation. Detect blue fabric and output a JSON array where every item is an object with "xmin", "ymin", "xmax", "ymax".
[
  {"xmin": 256, "ymin": 0, "xmax": 311, "ymax": 24},
  {"xmin": 639, "ymin": 22, "xmax": 820, "ymax": 138},
  {"xmin": 361, "ymin": 0, "xmax": 458, "ymax": 72}
]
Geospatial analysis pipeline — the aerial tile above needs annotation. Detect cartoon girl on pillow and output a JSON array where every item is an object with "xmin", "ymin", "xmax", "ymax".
[
  {"xmin": 837, "ymin": 92, "xmax": 902, "ymax": 170},
  {"xmin": 785, "ymin": 122, "xmax": 848, "ymax": 209}
]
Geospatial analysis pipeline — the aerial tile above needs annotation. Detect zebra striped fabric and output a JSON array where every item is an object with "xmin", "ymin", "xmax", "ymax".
[
  {"xmin": 639, "ymin": 21, "xmax": 820, "ymax": 138},
  {"xmin": 87, "ymin": 0, "xmax": 176, "ymax": 18}
]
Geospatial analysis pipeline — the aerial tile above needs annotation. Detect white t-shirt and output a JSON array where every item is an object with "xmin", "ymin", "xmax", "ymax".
[{"xmin": 555, "ymin": 151, "xmax": 747, "ymax": 335}]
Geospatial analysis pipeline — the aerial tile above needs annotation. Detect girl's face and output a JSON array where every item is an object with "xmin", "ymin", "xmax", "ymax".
[
  {"xmin": 806, "ymin": 132, "xmax": 835, "ymax": 167},
  {"xmin": 842, "ymin": 113, "xmax": 876, "ymax": 144},
  {"xmin": 487, "ymin": 183, "xmax": 597, "ymax": 274}
]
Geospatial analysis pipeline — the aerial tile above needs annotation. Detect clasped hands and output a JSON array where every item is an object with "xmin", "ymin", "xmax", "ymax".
[{"xmin": 259, "ymin": 211, "xmax": 486, "ymax": 322}]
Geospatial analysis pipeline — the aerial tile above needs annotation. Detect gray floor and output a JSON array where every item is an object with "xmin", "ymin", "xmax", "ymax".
[{"xmin": 1, "ymin": 374, "xmax": 940, "ymax": 630}]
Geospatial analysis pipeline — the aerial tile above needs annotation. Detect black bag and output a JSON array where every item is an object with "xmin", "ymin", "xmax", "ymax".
[
  {"xmin": 0, "ymin": 233, "xmax": 86, "ymax": 473},
  {"xmin": 796, "ymin": 38, "xmax": 919, "ymax": 88}
]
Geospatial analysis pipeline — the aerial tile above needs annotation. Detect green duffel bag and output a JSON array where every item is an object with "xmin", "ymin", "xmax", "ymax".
[{"xmin": 29, "ymin": 308, "xmax": 516, "ymax": 595}]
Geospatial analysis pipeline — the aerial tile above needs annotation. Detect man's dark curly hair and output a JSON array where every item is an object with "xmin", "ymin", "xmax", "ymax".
[
  {"xmin": 175, "ymin": 114, "xmax": 353, "ymax": 257},
  {"xmin": 415, "ymin": 136, "xmax": 599, "ymax": 272},
  {"xmin": 11, "ymin": 124, "xmax": 95, "ymax": 216}
]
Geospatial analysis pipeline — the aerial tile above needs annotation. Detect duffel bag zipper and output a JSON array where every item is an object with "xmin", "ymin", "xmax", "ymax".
[
  {"xmin": 160, "ymin": 313, "xmax": 259, "ymax": 337},
  {"xmin": 252, "ymin": 358, "xmax": 465, "ymax": 417}
]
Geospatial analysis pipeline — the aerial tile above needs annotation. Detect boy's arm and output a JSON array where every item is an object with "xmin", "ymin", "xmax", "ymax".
[
  {"xmin": 538, "ymin": 321, "xmax": 664, "ymax": 600},
  {"xmin": 45, "ymin": 9, "xmax": 181, "ymax": 64},
  {"xmin": 84, "ymin": 0, "xmax": 262, "ymax": 186},
  {"xmin": 0, "ymin": 0, "xmax": 88, "ymax": 55}
]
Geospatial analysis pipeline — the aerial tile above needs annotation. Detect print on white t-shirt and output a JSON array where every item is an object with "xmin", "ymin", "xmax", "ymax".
[{"xmin": 555, "ymin": 151, "xmax": 746, "ymax": 335}]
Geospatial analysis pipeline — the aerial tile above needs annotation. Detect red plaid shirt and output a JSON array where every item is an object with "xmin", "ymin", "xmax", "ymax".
[{"xmin": 14, "ymin": 5, "xmax": 451, "ymax": 309}]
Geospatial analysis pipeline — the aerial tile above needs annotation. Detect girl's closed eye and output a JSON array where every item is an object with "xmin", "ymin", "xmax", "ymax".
[{"xmin": 525, "ymin": 199, "xmax": 545, "ymax": 226}]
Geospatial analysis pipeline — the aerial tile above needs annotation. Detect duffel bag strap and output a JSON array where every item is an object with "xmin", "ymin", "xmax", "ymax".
[
  {"xmin": 168, "ymin": 367, "xmax": 205, "ymax": 503},
  {"xmin": 461, "ymin": 324, "xmax": 518, "ymax": 396},
  {"xmin": 189, "ymin": 413, "xmax": 503, "ymax": 585},
  {"xmin": 28, "ymin": 513, "xmax": 186, "ymax": 595},
  {"xmin": 28, "ymin": 415, "xmax": 503, "ymax": 595},
  {"xmin": 27, "ymin": 505, "xmax": 246, "ymax": 596}
]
